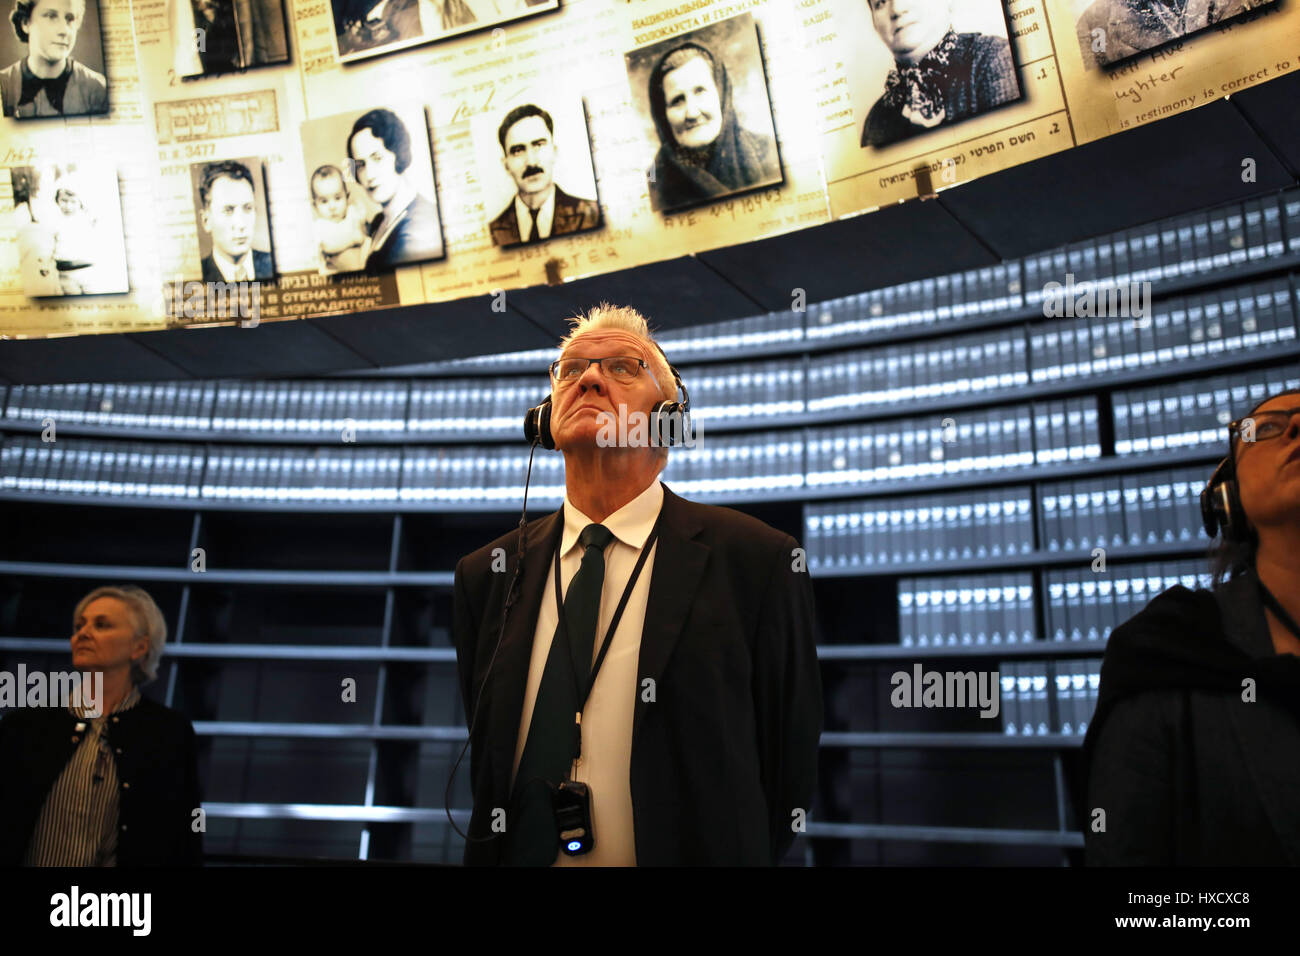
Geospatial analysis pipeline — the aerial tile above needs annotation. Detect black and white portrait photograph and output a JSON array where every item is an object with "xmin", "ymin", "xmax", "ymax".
[
  {"xmin": 9, "ymin": 162, "xmax": 129, "ymax": 296},
  {"xmin": 188, "ymin": 157, "xmax": 276, "ymax": 282},
  {"xmin": 1073, "ymin": 0, "xmax": 1277, "ymax": 68},
  {"xmin": 0, "ymin": 0, "xmax": 107, "ymax": 118},
  {"xmin": 471, "ymin": 95, "xmax": 600, "ymax": 249},
  {"xmin": 300, "ymin": 104, "xmax": 444, "ymax": 273},
  {"xmin": 332, "ymin": 0, "xmax": 559, "ymax": 64},
  {"xmin": 848, "ymin": 0, "xmax": 1022, "ymax": 149},
  {"xmin": 169, "ymin": 0, "xmax": 290, "ymax": 79},
  {"xmin": 625, "ymin": 12, "xmax": 783, "ymax": 214}
]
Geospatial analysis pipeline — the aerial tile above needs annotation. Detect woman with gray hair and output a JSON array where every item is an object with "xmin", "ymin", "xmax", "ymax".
[{"xmin": 0, "ymin": 585, "xmax": 203, "ymax": 866}]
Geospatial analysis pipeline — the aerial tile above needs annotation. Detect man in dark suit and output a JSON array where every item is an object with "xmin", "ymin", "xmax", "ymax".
[
  {"xmin": 488, "ymin": 103, "xmax": 600, "ymax": 247},
  {"xmin": 195, "ymin": 160, "xmax": 274, "ymax": 282},
  {"xmin": 452, "ymin": 304, "xmax": 822, "ymax": 866}
]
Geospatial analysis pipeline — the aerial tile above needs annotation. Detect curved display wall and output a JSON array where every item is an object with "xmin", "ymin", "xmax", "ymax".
[{"xmin": 0, "ymin": 0, "xmax": 1296, "ymax": 339}]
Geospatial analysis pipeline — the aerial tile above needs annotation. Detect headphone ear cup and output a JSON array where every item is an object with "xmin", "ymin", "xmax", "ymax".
[
  {"xmin": 651, "ymin": 401, "xmax": 686, "ymax": 447},
  {"xmin": 524, "ymin": 397, "xmax": 556, "ymax": 450},
  {"xmin": 538, "ymin": 399, "xmax": 554, "ymax": 450}
]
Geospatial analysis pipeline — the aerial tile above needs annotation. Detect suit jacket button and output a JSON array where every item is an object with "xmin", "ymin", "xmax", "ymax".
[
  {"xmin": 120, "ymin": 824, "xmax": 127, "ymax": 831},
  {"xmin": 122, "ymin": 782, "xmax": 130, "ymax": 789},
  {"xmin": 111, "ymin": 717, "xmax": 119, "ymax": 724},
  {"xmin": 71, "ymin": 736, "xmax": 79, "ymax": 743},
  {"xmin": 115, "ymin": 748, "xmax": 122, "ymax": 755}
]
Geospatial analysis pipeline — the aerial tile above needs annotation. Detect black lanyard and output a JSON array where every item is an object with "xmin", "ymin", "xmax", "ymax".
[
  {"xmin": 1258, "ymin": 580, "xmax": 1300, "ymax": 644},
  {"xmin": 553, "ymin": 515, "xmax": 661, "ymax": 748}
]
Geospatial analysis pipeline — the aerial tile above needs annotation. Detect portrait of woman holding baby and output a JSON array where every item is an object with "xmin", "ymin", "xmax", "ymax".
[{"xmin": 300, "ymin": 105, "xmax": 445, "ymax": 275}]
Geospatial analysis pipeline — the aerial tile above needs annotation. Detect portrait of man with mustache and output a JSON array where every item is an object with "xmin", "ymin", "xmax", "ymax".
[{"xmin": 488, "ymin": 103, "xmax": 601, "ymax": 248}]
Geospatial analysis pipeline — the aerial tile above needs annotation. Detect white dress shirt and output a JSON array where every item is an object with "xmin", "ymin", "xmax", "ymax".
[
  {"xmin": 211, "ymin": 247, "xmax": 254, "ymax": 281},
  {"xmin": 514, "ymin": 185, "xmax": 556, "ymax": 241},
  {"xmin": 511, "ymin": 477, "xmax": 664, "ymax": 866}
]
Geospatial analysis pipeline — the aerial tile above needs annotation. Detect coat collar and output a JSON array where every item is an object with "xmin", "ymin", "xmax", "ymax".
[
  {"xmin": 1214, "ymin": 568, "xmax": 1300, "ymax": 863},
  {"xmin": 1215, "ymin": 567, "xmax": 1275, "ymax": 659}
]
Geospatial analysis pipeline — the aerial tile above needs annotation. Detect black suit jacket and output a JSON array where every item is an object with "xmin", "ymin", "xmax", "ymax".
[
  {"xmin": 489, "ymin": 185, "xmax": 601, "ymax": 247},
  {"xmin": 0, "ymin": 695, "xmax": 204, "ymax": 866},
  {"xmin": 200, "ymin": 249, "xmax": 274, "ymax": 283},
  {"xmin": 452, "ymin": 483, "xmax": 822, "ymax": 865},
  {"xmin": 1084, "ymin": 569, "xmax": 1300, "ymax": 865}
]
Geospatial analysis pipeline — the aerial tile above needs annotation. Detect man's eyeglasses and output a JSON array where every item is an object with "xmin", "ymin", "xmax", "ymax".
[
  {"xmin": 549, "ymin": 356, "xmax": 654, "ymax": 386},
  {"xmin": 1229, "ymin": 408, "xmax": 1300, "ymax": 444}
]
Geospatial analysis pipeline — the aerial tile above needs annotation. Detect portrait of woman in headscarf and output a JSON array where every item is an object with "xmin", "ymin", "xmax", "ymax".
[{"xmin": 643, "ymin": 36, "xmax": 782, "ymax": 214}]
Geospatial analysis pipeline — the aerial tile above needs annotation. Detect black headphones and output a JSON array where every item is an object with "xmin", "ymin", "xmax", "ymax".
[
  {"xmin": 1199, "ymin": 455, "xmax": 1249, "ymax": 541},
  {"xmin": 523, "ymin": 343, "xmax": 692, "ymax": 450}
]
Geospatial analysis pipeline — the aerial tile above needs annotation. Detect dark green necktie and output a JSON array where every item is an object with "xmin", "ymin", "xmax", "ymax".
[{"xmin": 504, "ymin": 522, "xmax": 614, "ymax": 865}]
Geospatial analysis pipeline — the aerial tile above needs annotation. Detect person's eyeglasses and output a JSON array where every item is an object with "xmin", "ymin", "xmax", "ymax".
[
  {"xmin": 1229, "ymin": 407, "xmax": 1300, "ymax": 444},
  {"xmin": 549, "ymin": 356, "xmax": 651, "ymax": 386}
]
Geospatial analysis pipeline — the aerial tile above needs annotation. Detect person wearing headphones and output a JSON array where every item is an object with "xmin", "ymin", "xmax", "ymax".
[
  {"xmin": 450, "ymin": 302, "xmax": 823, "ymax": 866},
  {"xmin": 1082, "ymin": 386, "xmax": 1300, "ymax": 865}
]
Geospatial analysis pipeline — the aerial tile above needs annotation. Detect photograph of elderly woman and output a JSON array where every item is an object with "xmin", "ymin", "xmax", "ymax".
[
  {"xmin": 851, "ymin": 0, "xmax": 1021, "ymax": 150},
  {"xmin": 624, "ymin": 12, "xmax": 783, "ymax": 215},
  {"xmin": 0, "ymin": 0, "xmax": 108, "ymax": 117}
]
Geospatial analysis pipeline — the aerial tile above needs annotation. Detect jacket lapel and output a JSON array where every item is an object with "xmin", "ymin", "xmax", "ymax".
[
  {"xmin": 552, "ymin": 188, "xmax": 576, "ymax": 233},
  {"xmin": 489, "ymin": 508, "xmax": 563, "ymax": 803},
  {"xmin": 633, "ymin": 485, "xmax": 709, "ymax": 746},
  {"xmin": 1216, "ymin": 573, "xmax": 1300, "ymax": 864}
]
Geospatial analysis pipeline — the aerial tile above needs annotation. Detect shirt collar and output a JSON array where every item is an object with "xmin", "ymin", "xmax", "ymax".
[
  {"xmin": 19, "ymin": 57, "xmax": 73, "ymax": 113},
  {"xmin": 71, "ymin": 683, "xmax": 141, "ymax": 721},
  {"xmin": 561, "ymin": 478, "xmax": 664, "ymax": 557},
  {"xmin": 212, "ymin": 246, "xmax": 252, "ymax": 280},
  {"xmin": 514, "ymin": 186, "xmax": 556, "ymax": 237}
]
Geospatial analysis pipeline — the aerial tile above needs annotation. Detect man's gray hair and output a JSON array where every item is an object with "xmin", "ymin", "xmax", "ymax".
[
  {"xmin": 74, "ymin": 585, "xmax": 168, "ymax": 686},
  {"xmin": 557, "ymin": 303, "xmax": 677, "ymax": 403}
]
